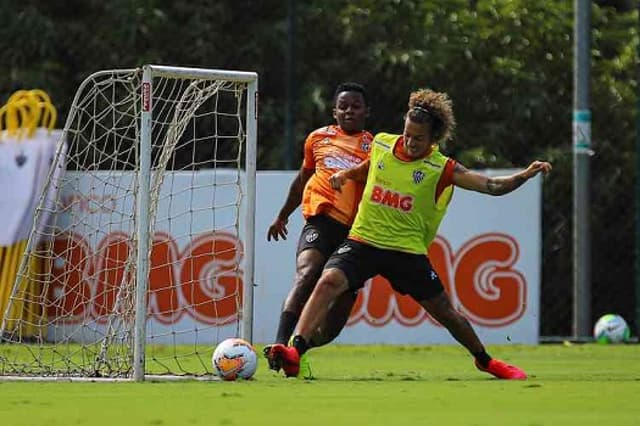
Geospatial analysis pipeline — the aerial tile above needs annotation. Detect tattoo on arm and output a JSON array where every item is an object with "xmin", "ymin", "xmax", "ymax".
[
  {"xmin": 486, "ymin": 175, "xmax": 527, "ymax": 195},
  {"xmin": 454, "ymin": 163, "xmax": 469, "ymax": 174},
  {"xmin": 454, "ymin": 162, "xmax": 529, "ymax": 195}
]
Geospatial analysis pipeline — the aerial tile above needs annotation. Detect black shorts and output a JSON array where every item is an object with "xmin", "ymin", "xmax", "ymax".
[
  {"xmin": 324, "ymin": 239, "xmax": 444, "ymax": 302},
  {"xmin": 296, "ymin": 215, "xmax": 351, "ymax": 258}
]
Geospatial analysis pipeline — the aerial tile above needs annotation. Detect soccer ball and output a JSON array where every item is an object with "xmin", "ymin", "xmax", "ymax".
[
  {"xmin": 212, "ymin": 338, "xmax": 258, "ymax": 381},
  {"xmin": 593, "ymin": 314, "xmax": 631, "ymax": 344}
]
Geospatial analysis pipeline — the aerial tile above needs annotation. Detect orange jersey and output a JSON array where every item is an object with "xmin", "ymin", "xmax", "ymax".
[{"xmin": 301, "ymin": 125, "xmax": 373, "ymax": 226}]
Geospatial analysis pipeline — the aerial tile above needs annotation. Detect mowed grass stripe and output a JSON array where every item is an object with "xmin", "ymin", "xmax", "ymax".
[{"xmin": 1, "ymin": 344, "xmax": 638, "ymax": 425}]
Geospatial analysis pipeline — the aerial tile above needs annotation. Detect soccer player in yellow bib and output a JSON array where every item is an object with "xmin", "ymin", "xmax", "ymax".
[{"xmin": 269, "ymin": 88, "xmax": 551, "ymax": 380}]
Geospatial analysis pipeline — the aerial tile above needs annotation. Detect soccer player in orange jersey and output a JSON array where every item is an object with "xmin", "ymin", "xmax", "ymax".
[{"xmin": 264, "ymin": 83, "xmax": 373, "ymax": 378}]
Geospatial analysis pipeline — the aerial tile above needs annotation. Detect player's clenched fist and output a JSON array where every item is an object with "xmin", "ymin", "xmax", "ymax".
[{"xmin": 329, "ymin": 171, "xmax": 348, "ymax": 191}]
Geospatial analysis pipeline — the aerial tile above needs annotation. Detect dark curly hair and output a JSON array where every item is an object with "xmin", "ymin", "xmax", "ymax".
[
  {"xmin": 334, "ymin": 82, "xmax": 368, "ymax": 105},
  {"xmin": 406, "ymin": 89, "xmax": 455, "ymax": 145}
]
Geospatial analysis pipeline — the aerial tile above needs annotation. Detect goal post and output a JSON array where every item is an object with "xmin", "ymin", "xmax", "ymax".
[{"xmin": 0, "ymin": 65, "xmax": 258, "ymax": 381}]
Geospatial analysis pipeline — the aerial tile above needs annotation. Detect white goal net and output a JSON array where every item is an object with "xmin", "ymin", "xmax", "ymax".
[{"xmin": 0, "ymin": 65, "xmax": 258, "ymax": 380}]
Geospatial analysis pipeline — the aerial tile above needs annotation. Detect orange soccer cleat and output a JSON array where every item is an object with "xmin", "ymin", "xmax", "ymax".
[
  {"xmin": 264, "ymin": 343, "xmax": 300, "ymax": 377},
  {"xmin": 475, "ymin": 358, "xmax": 527, "ymax": 380},
  {"xmin": 263, "ymin": 344, "xmax": 282, "ymax": 372}
]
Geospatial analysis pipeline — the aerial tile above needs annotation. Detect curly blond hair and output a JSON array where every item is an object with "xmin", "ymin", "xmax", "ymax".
[{"xmin": 407, "ymin": 88, "xmax": 456, "ymax": 145}]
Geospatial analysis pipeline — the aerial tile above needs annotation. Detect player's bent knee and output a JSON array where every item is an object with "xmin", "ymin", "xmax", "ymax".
[
  {"xmin": 293, "ymin": 266, "xmax": 321, "ymax": 292},
  {"xmin": 315, "ymin": 268, "xmax": 349, "ymax": 296}
]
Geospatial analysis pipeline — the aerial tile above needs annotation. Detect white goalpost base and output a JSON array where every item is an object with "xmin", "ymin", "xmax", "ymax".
[{"xmin": 0, "ymin": 65, "xmax": 258, "ymax": 381}]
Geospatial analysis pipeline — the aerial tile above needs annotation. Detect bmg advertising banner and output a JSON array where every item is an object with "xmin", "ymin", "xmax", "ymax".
[
  {"xmin": 256, "ymin": 171, "xmax": 541, "ymax": 345},
  {"xmin": 55, "ymin": 170, "xmax": 541, "ymax": 345}
]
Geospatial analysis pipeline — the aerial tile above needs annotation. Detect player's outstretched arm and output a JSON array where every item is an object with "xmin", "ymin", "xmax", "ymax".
[
  {"xmin": 452, "ymin": 160, "xmax": 552, "ymax": 196},
  {"xmin": 329, "ymin": 159, "xmax": 370, "ymax": 192},
  {"xmin": 267, "ymin": 166, "xmax": 315, "ymax": 241}
]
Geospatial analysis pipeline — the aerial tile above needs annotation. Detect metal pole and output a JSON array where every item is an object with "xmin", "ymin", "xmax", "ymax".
[
  {"xmin": 284, "ymin": 0, "xmax": 296, "ymax": 170},
  {"xmin": 242, "ymin": 78, "xmax": 258, "ymax": 343},
  {"xmin": 572, "ymin": 0, "xmax": 592, "ymax": 339},
  {"xmin": 133, "ymin": 66, "xmax": 153, "ymax": 381},
  {"xmin": 635, "ymin": 0, "xmax": 640, "ymax": 337}
]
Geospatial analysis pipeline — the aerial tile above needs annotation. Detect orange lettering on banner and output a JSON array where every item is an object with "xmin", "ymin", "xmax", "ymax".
[
  {"xmin": 148, "ymin": 232, "xmax": 182, "ymax": 325},
  {"xmin": 180, "ymin": 232, "xmax": 244, "ymax": 325},
  {"xmin": 93, "ymin": 232, "xmax": 131, "ymax": 321},
  {"xmin": 453, "ymin": 234, "xmax": 526, "ymax": 326},
  {"xmin": 47, "ymin": 231, "xmax": 525, "ymax": 328},
  {"xmin": 47, "ymin": 231, "xmax": 244, "ymax": 325},
  {"xmin": 47, "ymin": 232, "xmax": 92, "ymax": 321},
  {"xmin": 348, "ymin": 233, "xmax": 527, "ymax": 328}
]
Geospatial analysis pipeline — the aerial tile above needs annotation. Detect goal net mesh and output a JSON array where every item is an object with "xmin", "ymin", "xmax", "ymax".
[{"xmin": 0, "ymin": 67, "xmax": 256, "ymax": 378}]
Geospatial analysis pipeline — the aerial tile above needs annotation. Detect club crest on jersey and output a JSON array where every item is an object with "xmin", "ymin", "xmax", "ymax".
[
  {"xmin": 377, "ymin": 160, "xmax": 384, "ymax": 170},
  {"xmin": 412, "ymin": 170, "xmax": 425, "ymax": 184},
  {"xmin": 305, "ymin": 230, "xmax": 319, "ymax": 243},
  {"xmin": 360, "ymin": 134, "xmax": 372, "ymax": 152}
]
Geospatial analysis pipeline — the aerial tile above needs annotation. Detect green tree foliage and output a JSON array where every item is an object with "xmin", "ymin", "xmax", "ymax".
[{"xmin": 0, "ymin": 0, "xmax": 637, "ymax": 335}]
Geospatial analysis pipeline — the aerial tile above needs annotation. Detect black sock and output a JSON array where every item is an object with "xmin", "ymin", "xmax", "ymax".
[
  {"xmin": 275, "ymin": 311, "xmax": 298, "ymax": 344},
  {"xmin": 473, "ymin": 351, "xmax": 492, "ymax": 368},
  {"xmin": 291, "ymin": 335, "xmax": 309, "ymax": 356}
]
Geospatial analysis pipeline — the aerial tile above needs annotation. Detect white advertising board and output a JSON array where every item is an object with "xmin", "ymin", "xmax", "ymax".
[
  {"xmin": 256, "ymin": 171, "xmax": 541, "ymax": 345},
  {"xmin": 54, "ymin": 170, "xmax": 540, "ymax": 345}
]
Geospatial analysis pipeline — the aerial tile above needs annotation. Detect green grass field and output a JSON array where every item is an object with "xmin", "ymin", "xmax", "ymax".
[{"xmin": 1, "ymin": 343, "xmax": 639, "ymax": 426}]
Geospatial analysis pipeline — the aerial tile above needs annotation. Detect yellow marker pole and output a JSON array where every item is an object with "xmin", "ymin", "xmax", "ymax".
[
  {"xmin": 21, "ymin": 242, "xmax": 42, "ymax": 340},
  {"xmin": 0, "ymin": 101, "xmax": 29, "ymax": 141},
  {"xmin": 8, "ymin": 89, "xmax": 57, "ymax": 137},
  {"xmin": 0, "ymin": 245, "xmax": 9, "ymax": 325},
  {"xmin": 1, "ymin": 242, "xmax": 21, "ymax": 333},
  {"xmin": 26, "ymin": 91, "xmax": 56, "ymax": 339},
  {"xmin": 28, "ymin": 90, "xmax": 57, "ymax": 132}
]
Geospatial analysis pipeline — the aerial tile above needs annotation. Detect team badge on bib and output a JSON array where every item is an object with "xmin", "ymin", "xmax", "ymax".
[
  {"xmin": 305, "ymin": 230, "xmax": 319, "ymax": 243},
  {"xmin": 412, "ymin": 170, "xmax": 425, "ymax": 184}
]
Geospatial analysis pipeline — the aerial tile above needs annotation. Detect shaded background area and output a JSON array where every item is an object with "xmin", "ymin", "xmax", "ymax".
[{"xmin": 1, "ymin": 0, "xmax": 637, "ymax": 337}]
